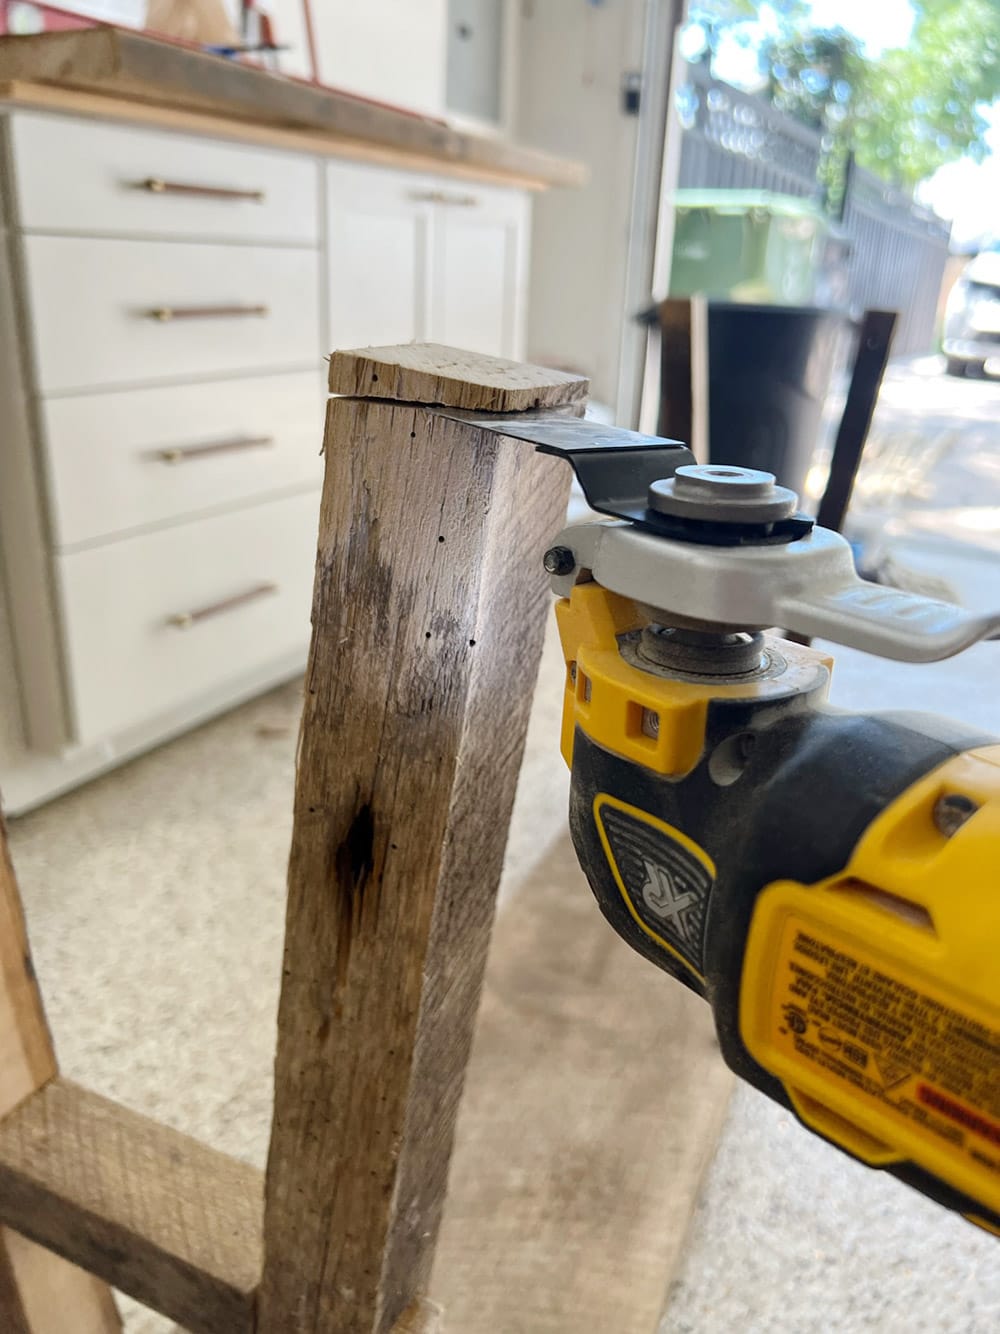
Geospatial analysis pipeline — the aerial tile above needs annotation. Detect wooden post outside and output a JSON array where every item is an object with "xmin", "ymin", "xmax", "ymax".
[
  {"xmin": 0, "ymin": 810, "xmax": 122, "ymax": 1333},
  {"xmin": 815, "ymin": 307, "xmax": 897, "ymax": 535},
  {"xmin": 258, "ymin": 345, "xmax": 584, "ymax": 1332},
  {"xmin": 654, "ymin": 294, "xmax": 709, "ymax": 462}
]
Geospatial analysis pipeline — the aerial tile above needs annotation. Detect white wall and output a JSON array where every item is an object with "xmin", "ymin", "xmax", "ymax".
[
  {"xmin": 516, "ymin": 0, "xmax": 648, "ymax": 412},
  {"xmin": 59, "ymin": 2, "xmax": 453, "ymax": 114},
  {"xmin": 241, "ymin": 1, "xmax": 449, "ymax": 115}
]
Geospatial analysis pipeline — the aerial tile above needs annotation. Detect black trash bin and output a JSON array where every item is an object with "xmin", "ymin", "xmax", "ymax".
[
  {"xmin": 703, "ymin": 303, "xmax": 846, "ymax": 497},
  {"xmin": 648, "ymin": 301, "xmax": 849, "ymax": 500}
]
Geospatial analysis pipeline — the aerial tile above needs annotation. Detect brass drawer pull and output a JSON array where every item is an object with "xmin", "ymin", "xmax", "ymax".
[
  {"xmin": 145, "ymin": 304, "xmax": 269, "ymax": 322},
  {"xmin": 137, "ymin": 177, "xmax": 265, "ymax": 203},
  {"xmin": 409, "ymin": 189, "xmax": 479, "ymax": 207},
  {"xmin": 155, "ymin": 435, "xmax": 275, "ymax": 464},
  {"xmin": 167, "ymin": 582, "xmax": 278, "ymax": 630}
]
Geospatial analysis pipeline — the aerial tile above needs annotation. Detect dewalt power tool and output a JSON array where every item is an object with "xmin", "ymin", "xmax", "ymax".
[{"xmin": 454, "ymin": 410, "xmax": 1000, "ymax": 1233}]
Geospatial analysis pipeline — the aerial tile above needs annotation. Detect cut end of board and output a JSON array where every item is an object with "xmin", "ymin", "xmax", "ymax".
[{"xmin": 327, "ymin": 343, "xmax": 590, "ymax": 413}]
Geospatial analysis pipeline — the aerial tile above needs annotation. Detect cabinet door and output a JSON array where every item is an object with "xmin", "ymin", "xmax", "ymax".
[
  {"xmin": 430, "ymin": 181, "xmax": 529, "ymax": 358},
  {"xmin": 326, "ymin": 160, "xmax": 434, "ymax": 349}
]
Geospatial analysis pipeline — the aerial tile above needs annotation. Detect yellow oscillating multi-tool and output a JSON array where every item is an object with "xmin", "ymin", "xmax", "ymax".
[{"xmin": 462, "ymin": 411, "xmax": 999, "ymax": 1234}]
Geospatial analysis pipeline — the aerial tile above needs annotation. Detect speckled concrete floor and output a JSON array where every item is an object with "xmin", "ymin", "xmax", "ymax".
[
  {"xmin": 662, "ymin": 1084, "xmax": 1000, "ymax": 1334},
  {"xmin": 6, "ymin": 682, "xmax": 300, "ymax": 1334}
]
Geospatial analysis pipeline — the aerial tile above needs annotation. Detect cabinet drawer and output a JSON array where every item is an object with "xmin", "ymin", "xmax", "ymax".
[
  {"xmin": 42, "ymin": 371, "xmax": 325, "ymax": 547},
  {"xmin": 57, "ymin": 492, "xmax": 319, "ymax": 743},
  {"xmin": 9, "ymin": 112, "xmax": 319, "ymax": 245},
  {"xmin": 23, "ymin": 235, "xmax": 321, "ymax": 393}
]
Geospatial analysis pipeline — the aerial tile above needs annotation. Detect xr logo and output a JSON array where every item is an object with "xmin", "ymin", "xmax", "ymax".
[
  {"xmin": 595, "ymin": 798, "xmax": 715, "ymax": 976},
  {"xmin": 640, "ymin": 858, "xmax": 698, "ymax": 944}
]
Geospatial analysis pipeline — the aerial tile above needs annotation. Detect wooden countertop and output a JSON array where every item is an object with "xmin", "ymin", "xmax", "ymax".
[{"xmin": 0, "ymin": 29, "xmax": 586, "ymax": 191}]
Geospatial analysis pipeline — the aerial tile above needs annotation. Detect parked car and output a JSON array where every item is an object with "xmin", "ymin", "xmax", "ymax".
[{"xmin": 943, "ymin": 244, "xmax": 1000, "ymax": 377}]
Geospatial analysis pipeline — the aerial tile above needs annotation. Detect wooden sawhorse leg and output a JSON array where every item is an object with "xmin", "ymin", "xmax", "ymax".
[
  {"xmin": 258, "ymin": 345, "xmax": 579, "ymax": 1330},
  {"xmin": 0, "ymin": 345, "xmax": 582, "ymax": 1332}
]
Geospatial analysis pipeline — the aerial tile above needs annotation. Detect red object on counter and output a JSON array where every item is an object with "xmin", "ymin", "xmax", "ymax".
[{"xmin": 0, "ymin": 1, "xmax": 97, "ymax": 34}]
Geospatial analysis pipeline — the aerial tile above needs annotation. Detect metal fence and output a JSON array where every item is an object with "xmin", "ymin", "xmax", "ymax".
[{"xmin": 674, "ymin": 62, "xmax": 951, "ymax": 355}]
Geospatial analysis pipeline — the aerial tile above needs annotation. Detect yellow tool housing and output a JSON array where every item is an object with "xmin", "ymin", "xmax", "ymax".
[{"xmin": 555, "ymin": 580, "xmax": 1000, "ymax": 1231}]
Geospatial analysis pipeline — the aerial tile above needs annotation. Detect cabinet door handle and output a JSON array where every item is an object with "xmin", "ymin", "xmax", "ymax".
[
  {"xmin": 409, "ymin": 189, "xmax": 479, "ymax": 207},
  {"xmin": 136, "ymin": 177, "xmax": 265, "ymax": 202},
  {"xmin": 154, "ymin": 435, "xmax": 275, "ymax": 464},
  {"xmin": 144, "ymin": 304, "xmax": 269, "ymax": 322},
  {"xmin": 167, "ymin": 582, "xmax": 278, "ymax": 629}
]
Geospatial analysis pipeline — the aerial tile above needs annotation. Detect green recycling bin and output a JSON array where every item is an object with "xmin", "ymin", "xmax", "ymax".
[{"xmin": 669, "ymin": 190, "xmax": 833, "ymax": 305}]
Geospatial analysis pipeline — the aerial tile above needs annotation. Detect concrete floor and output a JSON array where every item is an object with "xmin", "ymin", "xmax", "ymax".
[
  {"xmin": 7, "ymin": 682, "xmax": 300, "ymax": 1333},
  {"xmin": 6, "ymin": 354, "xmax": 1000, "ymax": 1331}
]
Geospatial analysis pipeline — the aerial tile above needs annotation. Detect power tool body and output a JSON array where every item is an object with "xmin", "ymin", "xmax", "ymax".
[{"xmin": 451, "ymin": 410, "xmax": 1000, "ymax": 1232}]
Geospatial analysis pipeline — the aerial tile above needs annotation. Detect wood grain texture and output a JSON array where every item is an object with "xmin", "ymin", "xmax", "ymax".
[
  {"xmin": 259, "ymin": 365, "xmax": 572, "ymax": 1332},
  {"xmin": 327, "ymin": 342, "xmax": 589, "ymax": 411},
  {"xmin": 0, "ymin": 811, "xmax": 56, "ymax": 1117},
  {"xmin": 0, "ymin": 812, "xmax": 121, "ymax": 1333},
  {"xmin": 0, "ymin": 82, "xmax": 558, "ymax": 191},
  {"xmin": 431, "ymin": 831, "xmax": 734, "ymax": 1332},
  {"xmin": 0, "ymin": 1077, "xmax": 262, "ymax": 1334},
  {"xmin": 0, "ymin": 30, "xmax": 586, "ymax": 188}
]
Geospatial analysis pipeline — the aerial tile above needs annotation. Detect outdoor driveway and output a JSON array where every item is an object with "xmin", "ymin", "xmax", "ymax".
[
  {"xmin": 841, "ymin": 354, "xmax": 1000, "ymax": 608},
  {"xmin": 861, "ymin": 354, "xmax": 1000, "ymax": 500}
]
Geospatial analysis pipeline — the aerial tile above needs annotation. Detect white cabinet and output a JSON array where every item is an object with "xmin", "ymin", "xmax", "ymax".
[
  {"xmin": 326, "ymin": 162, "xmax": 530, "ymax": 358},
  {"xmin": 0, "ymin": 106, "xmax": 534, "ymax": 812}
]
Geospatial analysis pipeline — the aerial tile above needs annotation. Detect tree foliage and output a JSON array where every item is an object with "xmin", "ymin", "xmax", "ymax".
[{"xmin": 688, "ymin": 0, "xmax": 1000, "ymax": 189}]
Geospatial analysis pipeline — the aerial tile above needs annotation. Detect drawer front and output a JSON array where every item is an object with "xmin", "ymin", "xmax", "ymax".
[
  {"xmin": 57, "ymin": 492, "xmax": 319, "ymax": 743},
  {"xmin": 9, "ymin": 111, "xmax": 320, "ymax": 245},
  {"xmin": 42, "ymin": 371, "xmax": 326, "ymax": 547},
  {"xmin": 24, "ymin": 236, "xmax": 321, "ymax": 393}
]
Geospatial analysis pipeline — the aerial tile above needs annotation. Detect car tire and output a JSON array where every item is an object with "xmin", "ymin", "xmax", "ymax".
[{"xmin": 945, "ymin": 356, "xmax": 968, "ymax": 377}]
